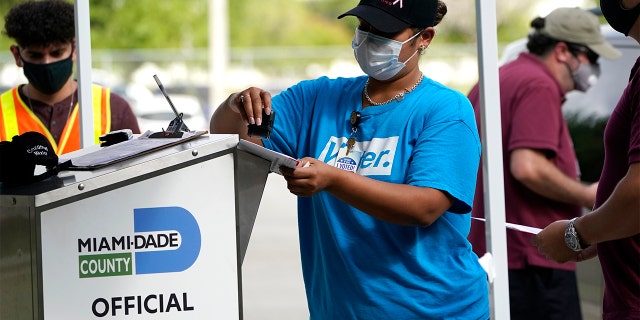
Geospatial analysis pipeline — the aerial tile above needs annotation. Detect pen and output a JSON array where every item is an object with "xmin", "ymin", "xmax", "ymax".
[
  {"xmin": 153, "ymin": 74, "xmax": 190, "ymax": 132},
  {"xmin": 153, "ymin": 75, "xmax": 180, "ymax": 118}
]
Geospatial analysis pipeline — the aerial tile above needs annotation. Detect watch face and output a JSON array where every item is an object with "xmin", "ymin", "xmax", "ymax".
[
  {"xmin": 565, "ymin": 232, "xmax": 579, "ymax": 251},
  {"xmin": 565, "ymin": 220, "xmax": 582, "ymax": 251}
]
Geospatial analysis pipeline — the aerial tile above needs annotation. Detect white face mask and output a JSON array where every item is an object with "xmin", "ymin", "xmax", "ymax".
[{"xmin": 352, "ymin": 29, "xmax": 422, "ymax": 81}]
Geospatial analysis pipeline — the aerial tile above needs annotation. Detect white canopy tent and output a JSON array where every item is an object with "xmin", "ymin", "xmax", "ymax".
[{"xmin": 73, "ymin": 0, "xmax": 510, "ymax": 318}]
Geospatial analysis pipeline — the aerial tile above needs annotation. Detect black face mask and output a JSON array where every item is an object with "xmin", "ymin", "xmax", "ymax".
[
  {"xmin": 601, "ymin": 0, "xmax": 640, "ymax": 36},
  {"xmin": 20, "ymin": 50, "xmax": 74, "ymax": 95}
]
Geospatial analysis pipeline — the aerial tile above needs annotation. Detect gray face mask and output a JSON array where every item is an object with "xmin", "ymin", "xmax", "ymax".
[
  {"xmin": 352, "ymin": 29, "xmax": 421, "ymax": 81},
  {"xmin": 570, "ymin": 62, "xmax": 601, "ymax": 92}
]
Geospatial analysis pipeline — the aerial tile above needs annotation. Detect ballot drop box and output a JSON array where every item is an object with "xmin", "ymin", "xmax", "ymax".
[{"xmin": 0, "ymin": 134, "xmax": 272, "ymax": 319}]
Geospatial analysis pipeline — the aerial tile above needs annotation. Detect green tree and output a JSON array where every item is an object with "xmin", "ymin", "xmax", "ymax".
[
  {"xmin": 88, "ymin": 0, "xmax": 209, "ymax": 49},
  {"xmin": 1, "ymin": 0, "xmax": 561, "ymax": 50},
  {"xmin": 228, "ymin": 0, "xmax": 351, "ymax": 47}
]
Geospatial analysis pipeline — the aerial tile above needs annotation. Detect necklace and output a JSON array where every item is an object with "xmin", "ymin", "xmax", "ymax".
[
  {"xmin": 363, "ymin": 73, "xmax": 424, "ymax": 106},
  {"xmin": 25, "ymin": 85, "xmax": 75, "ymax": 121}
]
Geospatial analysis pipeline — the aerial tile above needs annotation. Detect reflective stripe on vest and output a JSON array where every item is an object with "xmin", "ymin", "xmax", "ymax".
[{"xmin": 0, "ymin": 84, "xmax": 111, "ymax": 154}]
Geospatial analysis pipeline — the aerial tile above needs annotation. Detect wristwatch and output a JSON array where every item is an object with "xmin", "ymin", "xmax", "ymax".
[{"xmin": 564, "ymin": 217, "xmax": 589, "ymax": 252}]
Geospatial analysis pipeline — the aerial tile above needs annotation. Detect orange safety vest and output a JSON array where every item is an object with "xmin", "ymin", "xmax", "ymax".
[{"xmin": 0, "ymin": 84, "xmax": 111, "ymax": 155}]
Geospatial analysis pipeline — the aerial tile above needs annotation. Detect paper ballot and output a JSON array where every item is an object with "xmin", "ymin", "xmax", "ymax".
[
  {"xmin": 237, "ymin": 140, "xmax": 298, "ymax": 175},
  {"xmin": 472, "ymin": 217, "xmax": 542, "ymax": 234}
]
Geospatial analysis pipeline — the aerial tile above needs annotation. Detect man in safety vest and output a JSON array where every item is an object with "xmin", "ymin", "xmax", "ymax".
[{"xmin": 0, "ymin": 0, "xmax": 140, "ymax": 155}]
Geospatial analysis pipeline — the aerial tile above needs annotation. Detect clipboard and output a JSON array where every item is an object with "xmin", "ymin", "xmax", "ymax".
[
  {"xmin": 237, "ymin": 140, "xmax": 299, "ymax": 175},
  {"xmin": 66, "ymin": 130, "xmax": 207, "ymax": 170}
]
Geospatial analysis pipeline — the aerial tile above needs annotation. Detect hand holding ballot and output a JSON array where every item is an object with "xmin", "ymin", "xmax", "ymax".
[
  {"xmin": 279, "ymin": 157, "xmax": 336, "ymax": 198},
  {"xmin": 532, "ymin": 220, "xmax": 598, "ymax": 263}
]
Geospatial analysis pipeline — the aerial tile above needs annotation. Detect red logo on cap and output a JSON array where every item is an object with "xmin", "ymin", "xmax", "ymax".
[{"xmin": 380, "ymin": 0, "xmax": 403, "ymax": 8}]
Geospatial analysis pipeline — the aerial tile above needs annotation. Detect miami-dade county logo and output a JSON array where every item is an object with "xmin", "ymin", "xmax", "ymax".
[{"xmin": 77, "ymin": 207, "xmax": 201, "ymax": 278}]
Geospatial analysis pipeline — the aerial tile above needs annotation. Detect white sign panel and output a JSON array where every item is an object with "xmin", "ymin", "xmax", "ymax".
[{"xmin": 40, "ymin": 155, "xmax": 238, "ymax": 319}]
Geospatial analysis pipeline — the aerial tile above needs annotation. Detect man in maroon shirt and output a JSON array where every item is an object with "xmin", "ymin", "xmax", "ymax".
[
  {"xmin": 535, "ymin": 1, "xmax": 640, "ymax": 319},
  {"xmin": 0, "ymin": 0, "xmax": 139, "ymax": 154},
  {"xmin": 467, "ymin": 7, "xmax": 620, "ymax": 319}
]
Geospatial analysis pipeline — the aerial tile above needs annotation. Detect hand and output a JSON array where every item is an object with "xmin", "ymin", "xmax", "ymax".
[
  {"xmin": 233, "ymin": 87, "xmax": 272, "ymax": 126},
  {"xmin": 532, "ymin": 220, "xmax": 579, "ymax": 263},
  {"xmin": 280, "ymin": 157, "xmax": 335, "ymax": 197},
  {"xmin": 576, "ymin": 245, "xmax": 597, "ymax": 262}
]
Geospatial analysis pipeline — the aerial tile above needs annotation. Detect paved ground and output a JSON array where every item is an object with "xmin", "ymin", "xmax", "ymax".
[
  {"xmin": 240, "ymin": 174, "xmax": 604, "ymax": 320},
  {"xmin": 241, "ymin": 174, "xmax": 309, "ymax": 320}
]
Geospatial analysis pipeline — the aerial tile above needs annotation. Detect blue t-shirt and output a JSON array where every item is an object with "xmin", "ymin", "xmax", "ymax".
[{"xmin": 263, "ymin": 75, "xmax": 489, "ymax": 319}]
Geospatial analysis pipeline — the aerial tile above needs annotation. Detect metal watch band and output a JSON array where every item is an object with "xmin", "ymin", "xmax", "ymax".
[{"xmin": 565, "ymin": 217, "xmax": 589, "ymax": 252}]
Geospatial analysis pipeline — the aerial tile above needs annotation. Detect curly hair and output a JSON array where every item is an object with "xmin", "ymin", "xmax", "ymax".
[
  {"xmin": 3, "ymin": 0, "xmax": 75, "ymax": 48},
  {"xmin": 526, "ymin": 16, "xmax": 560, "ymax": 56},
  {"xmin": 433, "ymin": 0, "xmax": 448, "ymax": 27},
  {"xmin": 412, "ymin": 1, "xmax": 447, "ymax": 34}
]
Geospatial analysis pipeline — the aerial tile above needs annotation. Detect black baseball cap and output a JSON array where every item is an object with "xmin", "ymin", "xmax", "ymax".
[
  {"xmin": 0, "ymin": 131, "xmax": 60, "ymax": 186},
  {"xmin": 338, "ymin": 0, "xmax": 438, "ymax": 34}
]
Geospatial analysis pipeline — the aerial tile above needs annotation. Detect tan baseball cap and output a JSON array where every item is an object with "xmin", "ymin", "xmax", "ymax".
[{"xmin": 539, "ymin": 7, "xmax": 621, "ymax": 60}]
